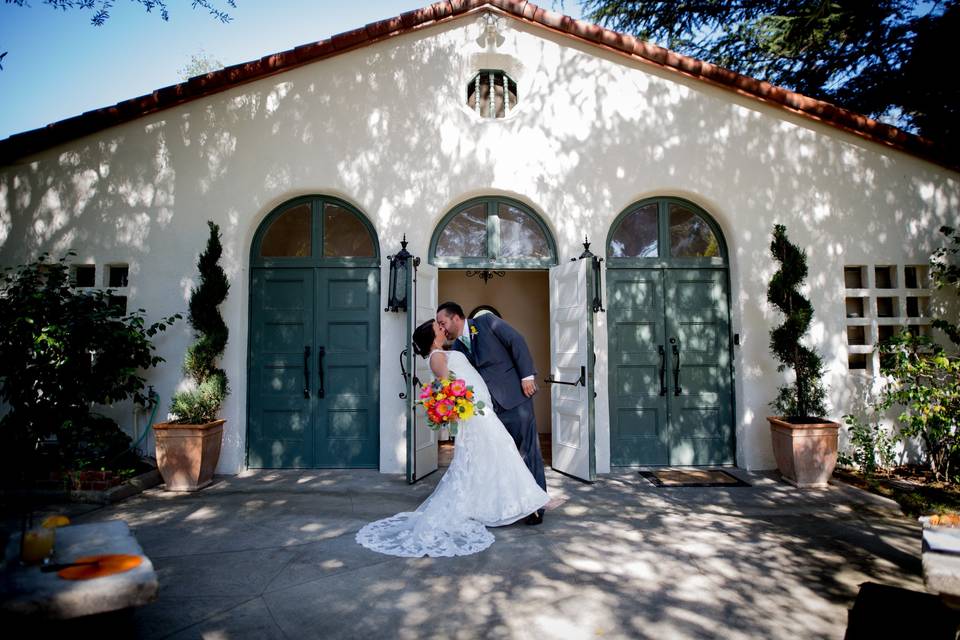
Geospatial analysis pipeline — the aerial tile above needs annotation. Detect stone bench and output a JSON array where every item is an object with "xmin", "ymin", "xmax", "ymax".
[{"xmin": 0, "ymin": 520, "xmax": 158, "ymax": 619}]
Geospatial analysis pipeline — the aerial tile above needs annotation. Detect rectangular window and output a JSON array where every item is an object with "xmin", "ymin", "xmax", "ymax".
[
  {"xmin": 72, "ymin": 265, "xmax": 96, "ymax": 287},
  {"xmin": 843, "ymin": 266, "xmax": 865, "ymax": 289},
  {"xmin": 846, "ymin": 325, "xmax": 867, "ymax": 346},
  {"xmin": 904, "ymin": 265, "xmax": 929, "ymax": 289},
  {"xmin": 874, "ymin": 266, "xmax": 896, "ymax": 289},
  {"xmin": 848, "ymin": 353, "xmax": 868, "ymax": 370},
  {"xmin": 108, "ymin": 295, "xmax": 127, "ymax": 317},
  {"xmin": 108, "ymin": 264, "xmax": 129, "ymax": 288}
]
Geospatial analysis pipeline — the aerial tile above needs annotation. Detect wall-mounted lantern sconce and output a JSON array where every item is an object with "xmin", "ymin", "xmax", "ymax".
[
  {"xmin": 576, "ymin": 236, "xmax": 605, "ymax": 313},
  {"xmin": 385, "ymin": 235, "xmax": 415, "ymax": 312}
]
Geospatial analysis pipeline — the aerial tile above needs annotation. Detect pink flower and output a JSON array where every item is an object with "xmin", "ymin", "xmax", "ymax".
[{"xmin": 449, "ymin": 380, "xmax": 467, "ymax": 397}]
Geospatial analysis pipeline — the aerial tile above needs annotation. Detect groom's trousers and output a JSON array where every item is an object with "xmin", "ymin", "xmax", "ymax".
[{"xmin": 494, "ymin": 397, "xmax": 547, "ymax": 516}]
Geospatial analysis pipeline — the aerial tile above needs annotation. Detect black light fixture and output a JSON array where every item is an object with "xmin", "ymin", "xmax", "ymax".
[
  {"xmin": 577, "ymin": 236, "xmax": 605, "ymax": 313},
  {"xmin": 465, "ymin": 269, "xmax": 505, "ymax": 284},
  {"xmin": 385, "ymin": 235, "xmax": 415, "ymax": 312}
]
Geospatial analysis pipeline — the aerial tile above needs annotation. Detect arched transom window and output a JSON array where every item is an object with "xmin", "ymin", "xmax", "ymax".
[
  {"xmin": 253, "ymin": 196, "xmax": 378, "ymax": 266},
  {"xmin": 430, "ymin": 197, "xmax": 556, "ymax": 268},
  {"xmin": 607, "ymin": 198, "xmax": 726, "ymax": 264}
]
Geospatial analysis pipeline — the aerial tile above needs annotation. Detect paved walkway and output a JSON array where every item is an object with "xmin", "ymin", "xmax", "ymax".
[{"xmin": 3, "ymin": 468, "xmax": 924, "ymax": 639}]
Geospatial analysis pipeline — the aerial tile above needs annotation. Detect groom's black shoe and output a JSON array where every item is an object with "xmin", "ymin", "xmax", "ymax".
[{"xmin": 523, "ymin": 512, "xmax": 543, "ymax": 526}]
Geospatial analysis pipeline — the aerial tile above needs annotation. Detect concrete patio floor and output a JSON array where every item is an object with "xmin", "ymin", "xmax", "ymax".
[{"xmin": 2, "ymin": 467, "xmax": 925, "ymax": 639}]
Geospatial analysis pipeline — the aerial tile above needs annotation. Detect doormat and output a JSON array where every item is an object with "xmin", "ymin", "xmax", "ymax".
[{"xmin": 639, "ymin": 469, "xmax": 751, "ymax": 487}]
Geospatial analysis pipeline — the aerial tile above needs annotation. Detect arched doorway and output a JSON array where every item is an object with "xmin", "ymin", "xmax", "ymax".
[
  {"xmin": 428, "ymin": 196, "xmax": 558, "ymax": 465},
  {"xmin": 606, "ymin": 197, "xmax": 734, "ymax": 466},
  {"xmin": 247, "ymin": 195, "xmax": 380, "ymax": 468}
]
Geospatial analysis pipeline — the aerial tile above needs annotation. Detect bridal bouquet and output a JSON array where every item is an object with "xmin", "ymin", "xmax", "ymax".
[{"xmin": 417, "ymin": 371, "xmax": 486, "ymax": 435}]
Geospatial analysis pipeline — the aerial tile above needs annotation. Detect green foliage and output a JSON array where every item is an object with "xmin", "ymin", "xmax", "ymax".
[
  {"xmin": 170, "ymin": 221, "xmax": 230, "ymax": 423},
  {"xmin": 878, "ymin": 332, "xmax": 960, "ymax": 481},
  {"xmin": 876, "ymin": 226, "xmax": 960, "ymax": 481},
  {"xmin": 582, "ymin": 0, "xmax": 960, "ymax": 155},
  {"xmin": 0, "ymin": 253, "xmax": 179, "ymax": 473},
  {"xmin": 838, "ymin": 413, "xmax": 895, "ymax": 476},
  {"xmin": 177, "ymin": 49, "xmax": 224, "ymax": 81},
  {"xmin": 930, "ymin": 225, "xmax": 960, "ymax": 346},
  {"xmin": 766, "ymin": 224, "xmax": 827, "ymax": 419}
]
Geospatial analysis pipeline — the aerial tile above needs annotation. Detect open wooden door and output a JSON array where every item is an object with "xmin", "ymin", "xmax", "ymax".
[
  {"xmin": 406, "ymin": 260, "xmax": 439, "ymax": 483},
  {"xmin": 548, "ymin": 259, "xmax": 596, "ymax": 481}
]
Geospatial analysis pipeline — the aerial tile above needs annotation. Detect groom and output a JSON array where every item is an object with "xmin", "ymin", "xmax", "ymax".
[{"xmin": 436, "ymin": 302, "xmax": 546, "ymax": 525}]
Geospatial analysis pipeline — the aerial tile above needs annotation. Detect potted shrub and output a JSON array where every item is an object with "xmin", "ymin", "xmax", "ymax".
[
  {"xmin": 766, "ymin": 224, "xmax": 838, "ymax": 487},
  {"xmin": 154, "ymin": 221, "xmax": 230, "ymax": 491}
]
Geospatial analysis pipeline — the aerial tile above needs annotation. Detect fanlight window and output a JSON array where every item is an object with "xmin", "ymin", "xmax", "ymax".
[
  {"xmin": 609, "ymin": 203, "xmax": 658, "ymax": 258},
  {"xmin": 467, "ymin": 70, "xmax": 518, "ymax": 119},
  {"xmin": 258, "ymin": 197, "xmax": 375, "ymax": 260},
  {"xmin": 609, "ymin": 198, "xmax": 723, "ymax": 261},
  {"xmin": 261, "ymin": 203, "xmax": 312, "ymax": 257},
  {"xmin": 433, "ymin": 198, "xmax": 555, "ymax": 267},
  {"xmin": 669, "ymin": 203, "xmax": 719, "ymax": 258}
]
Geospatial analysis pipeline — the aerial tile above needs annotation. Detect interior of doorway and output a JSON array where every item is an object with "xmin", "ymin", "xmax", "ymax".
[{"xmin": 437, "ymin": 269, "xmax": 552, "ymax": 468}]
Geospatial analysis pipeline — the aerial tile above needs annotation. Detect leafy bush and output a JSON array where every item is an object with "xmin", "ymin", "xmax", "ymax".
[
  {"xmin": 879, "ymin": 332, "xmax": 960, "ymax": 481},
  {"xmin": 0, "ymin": 253, "xmax": 178, "ymax": 474},
  {"xmin": 766, "ymin": 224, "xmax": 828, "ymax": 419},
  {"xmin": 877, "ymin": 226, "xmax": 960, "ymax": 482},
  {"xmin": 838, "ymin": 413, "xmax": 895, "ymax": 476},
  {"xmin": 170, "ymin": 221, "xmax": 230, "ymax": 423}
]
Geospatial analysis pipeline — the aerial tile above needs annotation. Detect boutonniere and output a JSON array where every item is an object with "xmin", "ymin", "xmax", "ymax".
[{"xmin": 470, "ymin": 325, "xmax": 479, "ymax": 336}]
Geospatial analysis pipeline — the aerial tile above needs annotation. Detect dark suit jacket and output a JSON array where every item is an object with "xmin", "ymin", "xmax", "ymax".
[{"xmin": 451, "ymin": 313, "xmax": 536, "ymax": 412}]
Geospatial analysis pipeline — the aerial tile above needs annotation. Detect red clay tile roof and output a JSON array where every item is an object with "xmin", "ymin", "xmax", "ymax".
[{"xmin": 0, "ymin": 0, "xmax": 953, "ymax": 170}]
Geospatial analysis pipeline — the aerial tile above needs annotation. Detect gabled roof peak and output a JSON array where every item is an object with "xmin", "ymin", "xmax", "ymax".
[{"xmin": 0, "ymin": 0, "xmax": 951, "ymax": 170}]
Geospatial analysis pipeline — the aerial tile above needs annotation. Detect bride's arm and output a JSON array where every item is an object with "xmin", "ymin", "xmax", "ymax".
[{"xmin": 428, "ymin": 351, "xmax": 449, "ymax": 379}]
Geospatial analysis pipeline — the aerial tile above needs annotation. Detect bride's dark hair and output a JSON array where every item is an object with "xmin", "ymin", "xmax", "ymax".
[{"xmin": 412, "ymin": 320, "xmax": 438, "ymax": 358}]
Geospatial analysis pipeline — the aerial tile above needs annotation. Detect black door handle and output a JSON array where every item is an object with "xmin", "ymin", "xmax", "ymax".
[
  {"xmin": 544, "ymin": 366, "xmax": 585, "ymax": 387},
  {"xmin": 318, "ymin": 346, "xmax": 326, "ymax": 399},
  {"xmin": 399, "ymin": 348, "xmax": 409, "ymax": 400},
  {"xmin": 672, "ymin": 342, "xmax": 682, "ymax": 396},
  {"xmin": 658, "ymin": 345, "xmax": 666, "ymax": 396},
  {"xmin": 303, "ymin": 346, "xmax": 311, "ymax": 398}
]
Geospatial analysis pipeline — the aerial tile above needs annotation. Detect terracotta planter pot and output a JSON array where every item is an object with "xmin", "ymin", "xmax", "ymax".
[
  {"xmin": 768, "ymin": 416, "xmax": 839, "ymax": 488},
  {"xmin": 153, "ymin": 419, "xmax": 225, "ymax": 491}
]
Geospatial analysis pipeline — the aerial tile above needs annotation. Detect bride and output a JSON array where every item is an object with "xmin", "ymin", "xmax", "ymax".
[{"xmin": 355, "ymin": 319, "xmax": 550, "ymax": 558}]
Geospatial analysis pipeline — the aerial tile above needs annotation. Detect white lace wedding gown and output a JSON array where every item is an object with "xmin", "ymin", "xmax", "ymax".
[{"xmin": 355, "ymin": 350, "xmax": 549, "ymax": 558}]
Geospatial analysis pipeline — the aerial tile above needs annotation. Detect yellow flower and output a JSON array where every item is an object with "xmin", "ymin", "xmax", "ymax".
[
  {"xmin": 458, "ymin": 403, "xmax": 474, "ymax": 420},
  {"xmin": 470, "ymin": 325, "xmax": 478, "ymax": 336}
]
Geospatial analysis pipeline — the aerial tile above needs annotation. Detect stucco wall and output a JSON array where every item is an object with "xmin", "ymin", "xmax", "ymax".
[{"xmin": 1, "ymin": 13, "xmax": 957, "ymax": 474}]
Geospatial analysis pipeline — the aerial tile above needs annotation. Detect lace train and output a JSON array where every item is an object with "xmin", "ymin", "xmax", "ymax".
[{"xmin": 355, "ymin": 351, "xmax": 549, "ymax": 558}]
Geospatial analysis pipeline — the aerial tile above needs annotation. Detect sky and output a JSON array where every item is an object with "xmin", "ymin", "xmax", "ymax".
[{"xmin": 0, "ymin": 1, "xmax": 583, "ymax": 141}]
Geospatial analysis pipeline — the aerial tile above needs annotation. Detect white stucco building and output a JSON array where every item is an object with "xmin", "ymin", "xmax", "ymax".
[{"xmin": 1, "ymin": 1, "xmax": 957, "ymax": 482}]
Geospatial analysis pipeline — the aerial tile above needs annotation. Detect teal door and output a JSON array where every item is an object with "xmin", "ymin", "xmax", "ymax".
[
  {"xmin": 247, "ymin": 196, "xmax": 380, "ymax": 469},
  {"xmin": 607, "ymin": 198, "xmax": 734, "ymax": 466}
]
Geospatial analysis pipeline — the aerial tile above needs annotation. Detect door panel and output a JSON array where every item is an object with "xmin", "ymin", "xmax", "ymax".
[
  {"xmin": 608, "ymin": 269, "xmax": 669, "ymax": 465},
  {"xmin": 665, "ymin": 269, "xmax": 734, "ymax": 465},
  {"xmin": 248, "ymin": 269, "xmax": 315, "ymax": 468},
  {"xmin": 408, "ymin": 261, "xmax": 439, "ymax": 482},
  {"xmin": 549, "ymin": 259, "xmax": 595, "ymax": 481},
  {"xmin": 315, "ymin": 269, "xmax": 380, "ymax": 468}
]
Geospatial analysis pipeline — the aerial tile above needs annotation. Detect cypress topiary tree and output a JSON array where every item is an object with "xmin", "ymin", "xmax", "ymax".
[
  {"xmin": 767, "ymin": 224, "xmax": 827, "ymax": 421},
  {"xmin": 171, "ymin": 221, "xmax": 230, "ymax": 423}
]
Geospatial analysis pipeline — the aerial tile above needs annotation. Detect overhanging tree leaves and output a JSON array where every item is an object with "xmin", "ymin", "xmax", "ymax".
[{"xmin": 581, "ymin": 0, "xmax": 959, "ymax": 152}]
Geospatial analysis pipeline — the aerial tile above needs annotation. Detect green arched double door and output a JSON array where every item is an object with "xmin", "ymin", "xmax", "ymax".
[
  {"xmin": 247, "ymin": 196, "xmax": 380, "ymax": 468},
  {"xmin": 607, "ymin": 198, "xmax": 734, "ymax": 466}
]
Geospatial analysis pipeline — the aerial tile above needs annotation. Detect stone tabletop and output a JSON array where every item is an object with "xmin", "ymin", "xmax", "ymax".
[
  {"xmin": 922, "ymin": 526, "xmax": 960, "ymax": 600},
  {"xmin": 0, "ymin": 520, "xmax": 158, "ymax": 618}
]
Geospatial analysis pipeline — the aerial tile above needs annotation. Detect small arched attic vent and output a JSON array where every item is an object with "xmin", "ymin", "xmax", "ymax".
[{"xmin": 467, "ymin": 70, "xmax": 518, "ymax": 119}]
